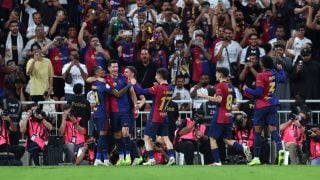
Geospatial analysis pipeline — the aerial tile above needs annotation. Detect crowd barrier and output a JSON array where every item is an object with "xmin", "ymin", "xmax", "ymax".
[{"xmin": 19, "ymin": 99, "xmax": 320, "ymax": 139}]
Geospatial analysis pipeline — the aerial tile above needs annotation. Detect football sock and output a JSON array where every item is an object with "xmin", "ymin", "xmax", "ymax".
[
  {"xmin": 130, "ymin": 140, "xmax": 139, "ymax": 158},
  {"xmin": 123, "ymin": 137, "xmax": 131, "ymax": 158},
  {"xmin": 232, "ymin": 142, "xmax": 244, "ymax": 151},
  {"xmin": 211, "ymin": 148, "xmax": 220, "ymax": 163},
  {"xmin": 167, "ymin": 149, "xmax": 175, "ymax": 158},
  {"xmin": 146, "ymin": 150, "xmax": 154, "ymax": 160},
  {"xmin": 271, "ymin": 130, "xmax": 283, "ymax": 152},
  {"xmin": 254, "ymin": 132, "xmax": 261, "ymax": 158},
  {"xmin": 100, "ymin": 135, "xmax": 108, "ymax": 160},
  {"xmin": 115, "ymin": 138, "xmax": 124, "ymax": 160}
]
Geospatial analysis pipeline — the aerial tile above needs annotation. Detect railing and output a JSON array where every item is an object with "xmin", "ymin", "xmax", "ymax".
[{"xmin": 18, "ymin": 99, "xmax": 320, "ymax": 140}]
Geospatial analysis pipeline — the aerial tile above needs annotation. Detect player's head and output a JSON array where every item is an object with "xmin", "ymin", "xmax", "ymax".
[
  {"xmin": 155, "ymin": 68, "xmax": 168, "ymax": 82},
  {"xmin": 91, "ymin": 66, "xmax": 105, "ymax": 77},
  {"xmin": 124, "ymin": 66, "xmax": 137, "ymax": 79},
  {"xmin": 260, "ymin": 55, "xmax": 274, "ymax": 69},
  {"xmin": 73, "ymin": 83, "xmax": 83, "ymax": 95},
  {"xmin": 216, "ymin": 67, "xmax": 229, "ymax": 81},
  {"xmin": 107, "ymin": 60, "xmax": 119, "ymax": 76}
]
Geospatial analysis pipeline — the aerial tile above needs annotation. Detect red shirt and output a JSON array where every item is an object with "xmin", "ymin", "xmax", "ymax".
[{"xmin": 214, "ymin": 81, "xmax": 235, "ymax": 124}]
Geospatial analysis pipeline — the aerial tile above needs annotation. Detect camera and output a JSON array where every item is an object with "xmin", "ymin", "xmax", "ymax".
[
  {"xmin": 32, "ymin": 107, "xmax": 47, "ymax": 122},
  {"xmin": 154, "ymin": 142, "xmax": 162, "ymax": 148},
  {"xmin": 68, "ymin": 109, "xmax": 75, "ymax": 117},
  {"xmin": 305, "ymin": 129, "xmax": 313, "ymax": 136},
  {"xmin": 288, "ymin": 113, "xmax": 307, "ymax": 126},
  {"xmin": 87, "ymin": 142, "xmax": 96, "ymax": 150},
  {"xmin": 193, "ymin": 113, "xmax": 204, "ymax": 124},
  {"xmin": 0, "ymin": 109, "xmax": 9, "ymax": 117},
  {"xmin": 235, "ymin": 117, "xmax": 243, "ymax": 127}
]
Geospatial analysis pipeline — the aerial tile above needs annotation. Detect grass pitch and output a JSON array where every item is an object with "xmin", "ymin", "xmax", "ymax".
[{"xmin": 0, "ymin": 165, "xmax": 318, "ymax": 180}]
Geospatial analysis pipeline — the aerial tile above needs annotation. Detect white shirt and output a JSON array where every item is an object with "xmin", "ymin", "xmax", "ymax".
[
  {"xmin": 240, "ymin": 46, "xmax": 266, "ymax": 64},
  {"xmin": 190, "ymin": 86, "xmax": 211, "ymax": 109},
  {"xmin": 128, "ymin": 8, "xmax": 157, "ymax": 41},
  {"xmin": 215, "ymin": 40, "xmax": 242, "ymax": 70},
  {"xmin": 62, "ymin": 62, "xmax": 88, "ymax": 94},
  {"xmin": 288, "ymin": 37, "xmax": 312, "ymax": 64},
  {"xmin": 173, "ymin": 87, "xmax": 191, "ymax": 101}
]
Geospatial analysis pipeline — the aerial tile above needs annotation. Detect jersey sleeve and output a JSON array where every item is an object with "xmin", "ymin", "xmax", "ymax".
[
  {"xmin": 97, "ymin": 83, "xmax": 112, "ymax": 93},
  {"xmin": 255, "ymin": 73, "xmax": 264, "ymax": 88},
  {"xmin": 215, "ymin": 83, "xmax": 223, "ymax": 96},
  {"xmin": 133, "ymin": 84, "xmax": 152, "ymax": 95}
]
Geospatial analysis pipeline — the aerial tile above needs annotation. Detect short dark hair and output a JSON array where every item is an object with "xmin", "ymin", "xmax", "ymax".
[
  {"xmin": 125, "ymin": 66, "xmax": 137, "ymax": 75},
  {"xmin": 216, "ymin": 67, "xmax": 229, "ymax": 78},
  {"xmin": 176, "ymin": 74, "xmax": 185, "ymax": 80},
  {"xmin": 261, "ymin": 55, "xmax": 274, "ymax": 69},
  {"xmin": 249, "ymin": 33, "xmax": 258, "ymax": 39},
  {"xmin": 117, "ymin": 4, "xmax": 125, "ymax": 9},
  {"xmin": 108, "ymin": 59, "xmax": 118, "ymax": 67},
  {"xmin": 156, "ymin": 68, "xmax": 168, "ymax": 80},
  {"xmin": 73, "ymin": 83, "xmax": 83, "ymax": 94},
  {"xmin": 9, "ymin": 20, "xmax": 19, "ymax": 26},
  {"xmin": 224, "ymin": 26, "xmax": 234, "ymax": 32},
  {"xmin": 91, "ymin": 66, "xmax": 103, "ymax": 77},
  {"xmin": 31, "ymin": 42, "xmax": 41, "ymax": 51}
]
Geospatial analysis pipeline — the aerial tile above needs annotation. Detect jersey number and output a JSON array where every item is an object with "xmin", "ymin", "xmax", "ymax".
[
  {"xmin": 226, "ymin": 95, "xmax": 233, "ymax": 110},
  {"xmin": 160, "ymin": 96, "xmax": 172, "ymax": 111},
  {"xmin": 269, "ymin": 82, "xmax": 275, "ymax": 95}
]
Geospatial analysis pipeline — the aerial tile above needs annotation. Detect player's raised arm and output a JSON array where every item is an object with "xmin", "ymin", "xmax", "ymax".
[
  {"xmin": 274, "ymin": 65, "xmax": 286, "ymax": 83},
  {"xmin": 110, "ymin": 84, "xmax": 132, "ymax": 98},
  {"xmin": 199, "ymin": 93, "xmax": 222, "ymax": 103},
  {"xmin": 131, "ymin": 78, "xmax": 151, "ymax": 95}
]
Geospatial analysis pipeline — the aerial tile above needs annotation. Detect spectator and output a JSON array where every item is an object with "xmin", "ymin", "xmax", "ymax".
[
  {"xmin": 23, "ymin": 26, "xmax": 52, "ymax": 60},
  {"xmin": 4, "ymin": 60, "xmax": 26, "ymax": 91},
  {"xmin": 215, "ymin": 26, "xmax": 242, "ymax": 76},
  {"xmin": 292, "ymin": 47, "xmax": 320, "ymax": 108},
  {"xmin": 62, "ymin": 50, "xmax": 88, "ymax": 101},
  {"xmin": 25, "ymin": 10, "xmax": 49, "ymax": 39},
  {"xmin": 272, "ymin": 43, "xmax": 291, "ymax": 110},
  {"xmin": 78, "ymin": 22, "xmax": 110, "ymax": 75},
  {"xmin": 240, "ymin": 33, "xmax": 266, "ymax": 66},
  {"xmin": 172, "ymin": 75, "xmax": 191, "ymax": 111},
  {"xmin": 49, "ymin": 9, "xmax": 69, "ymax": 38},
  {"xmin": 4, "ymin": 20, "xmax": 27, "ymax": 67},
  {"xmin": 190, "ymin": 73, "xmax": 214, "ymax": 109},
  {"xmin": 285, "ymin": 24, "xmax": 312, "ymax": 65},
  {"xmin": 168, "ymin": 39, "xmax": 190, "ymax": 85},
  {"xmin": 26, "ymin": 42, "xmax": 53, "ymax": 103},
  {"xmin": 185, "ymin": 33, "xmax": 212, "ymax": 84}
]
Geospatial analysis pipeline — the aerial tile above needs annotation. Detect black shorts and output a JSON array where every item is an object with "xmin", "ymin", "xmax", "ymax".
[{"xmin": 53, "ymin": 77, "xmax": 65, "ymax": 98}]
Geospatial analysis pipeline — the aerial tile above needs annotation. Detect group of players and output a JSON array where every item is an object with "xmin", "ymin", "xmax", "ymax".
[{"xmin": 89, "ymin": 54, "xmax": 286, "ymax": 166}]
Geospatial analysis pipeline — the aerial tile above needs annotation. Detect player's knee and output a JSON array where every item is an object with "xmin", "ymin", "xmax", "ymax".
[
  {"xmin": 268, "ymin": 125, "xmax": 277, "ymax": 132},
  {"xmin": 113, "ymin": 131, "xmax": 122, "ymax": 139},
  {"xmin": 121, "ymin": 127, "xmax": 129, "ymax": 137},
  {"xmin": 100, "ymin": 131, "xmax": 108, "ymax": 135}
]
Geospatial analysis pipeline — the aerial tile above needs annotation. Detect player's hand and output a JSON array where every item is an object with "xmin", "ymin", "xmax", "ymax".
[
  {"xmin": 130, "ymin": 78, "xmax": 137, "ymax": 85},
  {"xmin": 81, "ymin": 22, "xmax": 87, "ymax": 28},
  {"xmin": 198, "ymin": 92, "xmax": 208, "ymax": 98},
  {"xmin": 276, "ymin": 64, "xmax": 283, "ymax": 70},
  {"xmin": 242, "ymin": 84, "xmax": 248, "ymax": 91}
]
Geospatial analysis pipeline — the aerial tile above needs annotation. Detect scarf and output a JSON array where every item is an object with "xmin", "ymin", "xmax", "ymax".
[{"xmin": 5, "ymin": 32, "xmax": 24, "ymax": 65}]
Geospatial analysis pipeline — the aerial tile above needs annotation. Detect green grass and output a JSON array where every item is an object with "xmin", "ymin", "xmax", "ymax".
[{"xmin": 0, "ymin": 165, "xmax": 318, "ymax": 180}]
